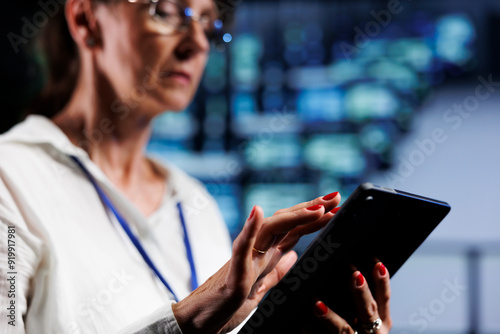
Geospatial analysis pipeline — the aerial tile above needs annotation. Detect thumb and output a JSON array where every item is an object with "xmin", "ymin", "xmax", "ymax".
[
  {"xmin": 274, "ymin": 250, "xmax": 298, "ymax": 278},
  {"xmin": 249, "ymin": 251, "xmax": 298, "ymax": 300}
]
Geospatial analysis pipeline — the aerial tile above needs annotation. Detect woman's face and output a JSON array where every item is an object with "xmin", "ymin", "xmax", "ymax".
[{"xmin": 93, "ymin": 0, "xmax": 217, "ymax": 115}]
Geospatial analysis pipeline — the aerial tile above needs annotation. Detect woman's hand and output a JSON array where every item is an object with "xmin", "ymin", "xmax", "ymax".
[
  {"xmin": 311, "ymin": 262, "xmax": 392, "ymax": 334},
  {"xmin": 172, "ymin": 192, "xmax": 341, "ymax": 334}
]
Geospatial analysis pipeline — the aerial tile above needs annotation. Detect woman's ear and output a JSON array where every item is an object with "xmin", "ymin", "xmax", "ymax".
[{"xmin": 65, "ymin": 0, "xmax": 100, "ymax": 49}]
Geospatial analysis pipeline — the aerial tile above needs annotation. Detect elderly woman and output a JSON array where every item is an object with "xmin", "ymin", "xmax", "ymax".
[{"xmin": 0, "ymin": 0, "xmax": 392, "ymax": 333}]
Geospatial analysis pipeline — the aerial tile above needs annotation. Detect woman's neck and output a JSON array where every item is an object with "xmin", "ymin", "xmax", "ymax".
[
  {"xmin": 54, "ymin": 88, "xmax": 152, "ymax": 178},
  {"xmin": 52, "ymin": 74, "xmax": 166, "ymax": 216}
]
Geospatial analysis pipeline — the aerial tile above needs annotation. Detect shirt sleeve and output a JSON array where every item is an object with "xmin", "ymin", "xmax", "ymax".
[
  {"xmin": 117, "ymin": 302, "xmax": 184, "ymax": 334},
  {"xmin": 0, "ymin": 177, "xmax": 42, "ymax": 334}
]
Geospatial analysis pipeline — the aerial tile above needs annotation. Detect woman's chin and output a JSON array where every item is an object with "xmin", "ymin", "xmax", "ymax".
[
  {"xmin": 163, "ymin": 101, "xmax": 191, "ymax": 113},
  {"xmin": 148, "ymin": 87, "xmax": 195, "ymax": 112},
  {"xmin": 160, "ymin": 96, "xmax": 194, "ymax": 113}
]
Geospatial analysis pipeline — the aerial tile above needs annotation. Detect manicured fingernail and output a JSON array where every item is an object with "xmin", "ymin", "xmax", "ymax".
[
  {"xmin": 314, "ymin": 301, "xmax": 328, "ymax": 317},
  {"xmin": 378, "ymin": 263, "xmax": 387, "ymax": 276},
  {"xmin": 355, "ymin": 272, "xmax": 365, "ymax": 287},
  {"xmin": 330, "ymin": 207, "xmax": 341, "ymax": 214},
  {"xmin": 306, "ymin": 204, "xmax": 323, "ymax": 211},
  {"xmin": 322, "ymin": 192, "xmax": 339, "ymax": 201},
  {"xmin": 248, "ymin": 206, "xmax": 256, "ymax": 220}
]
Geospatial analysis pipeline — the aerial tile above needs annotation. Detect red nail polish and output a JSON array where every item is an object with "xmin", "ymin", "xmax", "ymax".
[
  {"xmin": 248, "ymin": 206, "xmax": 256, "ymax": 220},
  {"xmin": 322, "ymin": 192, "xmax": 339, "ymax": 201},
  {"xmin": 378, "ymin": 263, "xmax": 387, "ymax": 276},
  {"xmin": 355, "ymin": 272, "xmax": 365, "ymax": 287},
  {"xmin": 314, "ymin": 301, "xmax": 328, "ymax": 317},
  {"xmin": 330, "ymin": 207, "xmax": 341, "ymax": 214},
  {"xmin": 306, "ymin": 204, "xmax": 323, "ymax": 211}
]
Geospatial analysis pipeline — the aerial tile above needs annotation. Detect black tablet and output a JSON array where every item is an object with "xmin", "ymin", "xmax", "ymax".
[{"xmin": 238, "ymin": 183, "xmax": 451, "ymax": 334}]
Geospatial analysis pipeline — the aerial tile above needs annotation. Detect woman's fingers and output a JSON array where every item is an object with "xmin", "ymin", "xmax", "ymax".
[
  {"xmin": 274, "ymin": 192, "xmax": 341, "ymax": 216},
  {"xmin": 350, "ymin": 263, "xmax": 391, "ymax": 323},
  {"xmin": 276, "ymin": 210, "xmax": 339, "ymax": 252},
  {"xmin": 311, "ymin": 264, "xmax": 391, "ymax": 334},
  {"xmin": 351, "ymin": 265, "xmax": 392, "ymax": 333},
  {"xmin": 253, "ymin": 204, "xmax": 325, "ymax": 252},
  {"xmin": 351, "ymin": 271, "xmax": 380, "ymax": 324},
  {"xmin": 373, "ymin": 262, "xmax": 391, "ymax": 323},
  {"xmin": 231, "ymin": 206, "xmax": 264, "ymax": 275},
  {"xmin": 313, "ymin": 301, "xmax": 356, "ymax": 334},
  {"xmin": 250, "ymin": 192, "xmax": 341, "ymax": 253}
]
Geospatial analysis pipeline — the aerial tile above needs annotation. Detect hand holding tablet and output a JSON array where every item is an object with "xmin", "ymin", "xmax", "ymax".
[{"xmin": 239, "ymin": 183, "xmax": 451, "ymax": 334}]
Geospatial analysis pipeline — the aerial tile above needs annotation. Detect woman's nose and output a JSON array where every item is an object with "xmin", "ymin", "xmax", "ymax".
[{"xmin": 176, "ymin": 19, "xmax": 210, "ymax": 59}]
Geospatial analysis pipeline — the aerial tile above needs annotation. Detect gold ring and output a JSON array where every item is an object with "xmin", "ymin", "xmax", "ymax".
[{"xmin": 252, "ymin": 247, "xmax": 267, "ymax": 254}]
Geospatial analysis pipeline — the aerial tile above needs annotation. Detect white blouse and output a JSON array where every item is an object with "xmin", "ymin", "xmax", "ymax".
[{"xmin": 0, "ymin": 115, "xmax": 233, "ymax": 334}]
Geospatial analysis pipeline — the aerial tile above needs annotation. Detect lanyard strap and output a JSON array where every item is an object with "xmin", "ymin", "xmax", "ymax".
[{"xmin": 70, "ymin": 156, "xmax": 198, "ymax": 302}]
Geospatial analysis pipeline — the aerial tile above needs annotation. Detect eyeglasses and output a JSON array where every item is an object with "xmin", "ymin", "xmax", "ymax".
[{"xmin": 125, "ymin": 0, "xmax": 223, "ymax": 38}]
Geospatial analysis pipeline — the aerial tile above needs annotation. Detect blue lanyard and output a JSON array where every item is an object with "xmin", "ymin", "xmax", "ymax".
[{"xmin": 70, "ymin": 156, "xmax": 198, "ymax": 302}]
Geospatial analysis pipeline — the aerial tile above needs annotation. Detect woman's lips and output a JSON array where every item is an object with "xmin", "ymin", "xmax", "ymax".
[{"xmin": 162, "ymin": 71, "xmax": 192, "ymax": 85}]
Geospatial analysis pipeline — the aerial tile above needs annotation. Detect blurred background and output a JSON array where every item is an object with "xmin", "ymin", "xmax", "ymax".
[{"xmin": 2, "ymin": 0, "xmax": 500, "ymax": 333}]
